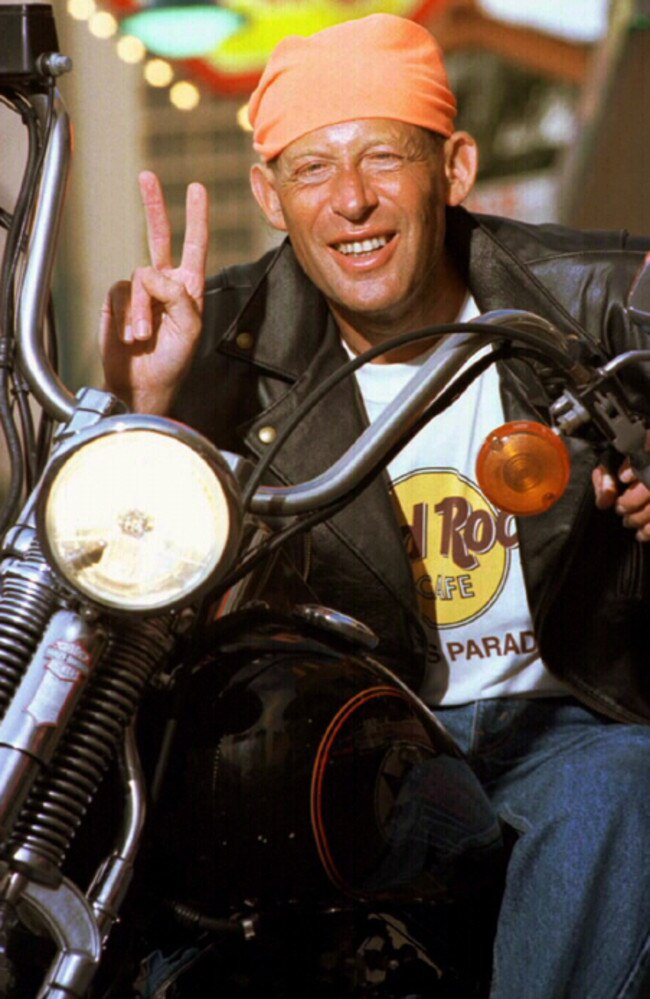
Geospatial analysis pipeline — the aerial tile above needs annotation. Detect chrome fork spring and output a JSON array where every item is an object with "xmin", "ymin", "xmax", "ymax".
[
  {"xmin": 0, "ymin": 547, "xmax": 58, "ymax": 715},
  {"xmin": 10, "ymin": 615, "xmax": 175, "ymax": 877}
]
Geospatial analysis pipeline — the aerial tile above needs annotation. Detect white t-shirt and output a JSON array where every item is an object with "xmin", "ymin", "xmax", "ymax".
[{"xmin": 346, "ymin": 299, "xmax": 568, "ymax": 705}]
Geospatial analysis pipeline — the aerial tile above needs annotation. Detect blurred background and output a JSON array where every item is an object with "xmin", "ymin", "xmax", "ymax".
[{"xmin": 1, "ymin": 0, "xmax": 649, "ymax": 389}]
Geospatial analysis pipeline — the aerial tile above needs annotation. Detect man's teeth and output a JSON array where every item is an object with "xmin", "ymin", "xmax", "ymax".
[{"xmin": 336, "ymin": 236, "xmax": 388, "ymax": 255}]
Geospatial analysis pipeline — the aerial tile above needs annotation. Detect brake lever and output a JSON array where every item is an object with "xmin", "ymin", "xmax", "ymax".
[{"xmin": 550, "ymin": 355, "xmax": 650, "ymax": 488}]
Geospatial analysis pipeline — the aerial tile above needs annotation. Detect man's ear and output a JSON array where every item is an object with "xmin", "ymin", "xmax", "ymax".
[
  {"xmin": 250, "ymin": 163, "xmax": 288, "ymax": 232},
  {"xmin": 443, "ymin": 132, "xmax": 479, "ymax": 207}
]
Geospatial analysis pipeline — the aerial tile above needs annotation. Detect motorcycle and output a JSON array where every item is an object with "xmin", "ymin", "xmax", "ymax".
[{"xmin": 2, "ymin": 5, "xmax": 650, "ymax": 997}]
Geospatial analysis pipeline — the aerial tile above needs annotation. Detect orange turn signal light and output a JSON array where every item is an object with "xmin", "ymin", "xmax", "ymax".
[{"xmin": 476, "ymin": 421, "xmax": 570, "ymax": 516}]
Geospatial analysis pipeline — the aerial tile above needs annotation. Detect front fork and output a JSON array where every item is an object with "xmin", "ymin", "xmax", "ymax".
[
  {"xmin": 0, "ymin": 609, "xmax": 107, "ymax": 849},
  {"xmin": 0, "ymin": 584, "xmax": 175, "ymax": 996},
  {"xmin": 0, "ymin": 724, "xmax": 145, "ymax": 998}
]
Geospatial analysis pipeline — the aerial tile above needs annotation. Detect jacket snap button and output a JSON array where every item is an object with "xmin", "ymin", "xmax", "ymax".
[
  {"xmin": 235, "ymin": 331, "xmax": 254, "ymax": 350},
  {"xmin": 258, "ymin": 425, "xmax": 277, "ymax": 444}
]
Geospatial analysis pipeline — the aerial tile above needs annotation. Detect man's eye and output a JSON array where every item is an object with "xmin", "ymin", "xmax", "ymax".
[
  {"xmin": 366, "ymin": 152, "xmax": 402, "ymax": 169},
  {"xmin": 296, "ymin": 162, "xmax": 328, "ymax": 179}
]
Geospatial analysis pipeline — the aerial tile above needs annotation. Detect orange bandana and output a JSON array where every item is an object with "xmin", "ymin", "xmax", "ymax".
[{"xmin": 248, "ymin": 14, "xmax": 457, "ymax": 162}]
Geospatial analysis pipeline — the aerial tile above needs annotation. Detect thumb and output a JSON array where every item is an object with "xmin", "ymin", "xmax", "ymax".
[
  {"xmin": 139, "ymin": 268, "xmax": 203, "ymax": 342},
  {"xmin": 592, "ymin": 465, "xmax": 618, "ymax": 509}
]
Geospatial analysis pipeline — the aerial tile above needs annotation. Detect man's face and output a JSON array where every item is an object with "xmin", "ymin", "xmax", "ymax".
[{"xmin": 256, "ymin": 119, "xmax": 457, "ymax": 332}]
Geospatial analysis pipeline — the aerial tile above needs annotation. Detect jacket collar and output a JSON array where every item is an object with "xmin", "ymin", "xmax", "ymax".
[{"xmin": 219, "ymin": 240, "xmax": 331, "ymax": 380}]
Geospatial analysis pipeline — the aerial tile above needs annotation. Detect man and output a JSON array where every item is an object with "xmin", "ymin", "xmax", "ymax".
[{"xmin": 101, "ymin": 15, "xmax": 650, "ymax": 997}]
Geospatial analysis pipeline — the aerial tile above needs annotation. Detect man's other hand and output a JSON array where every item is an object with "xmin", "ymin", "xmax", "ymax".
[
  {"xmin": 100, "ymin": 171, "xmax": 208, "ymax": 414},
  {"xmin": 593, "ymin": 461, "xmax": 650, "ymax": 541}
]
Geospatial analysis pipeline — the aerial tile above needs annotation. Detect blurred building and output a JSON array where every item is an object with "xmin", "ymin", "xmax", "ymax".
[
  {"xmin": 452, "ymin": 51, "xmax": 578, "ymax": 223},
  {"xmin": 559, "ymin": 0, "xmax": 650, "ymax": 230}
]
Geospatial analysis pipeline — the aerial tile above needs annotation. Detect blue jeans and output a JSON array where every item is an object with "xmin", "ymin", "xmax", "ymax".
[{"xmin": 434, "ymin": 697, "xmax": 650, "ymax": 999}]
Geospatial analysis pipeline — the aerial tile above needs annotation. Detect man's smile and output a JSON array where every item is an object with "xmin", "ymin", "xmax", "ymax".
[
  {"xmin": 329, "ymin": 233, "xmax": 398, "ymax": 271},
  {"xmin": 332, "ymin": 234, "xmax": 393, "ymax": 256}
]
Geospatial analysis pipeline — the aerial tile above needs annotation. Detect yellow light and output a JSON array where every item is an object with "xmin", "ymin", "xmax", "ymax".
[
  {"xmin": 116, "ymin": 34, "xmax": 146, "ymax": 65},
  {"xmin": 170, "ymin": 81, "xmax": 201, "ymax": 111},
  {"xmin": 67, "ymin": 0, "xmax": 96, "ymax": 20},
  {"xmin": 43, "ymin": 429, "xmax": 237, "ymax": 612},
  {"xmin": 88, "ymin": 11, "xmax": 118, "ymax": 39},
  {"xmin": 236, "ymin": 103, "xmax": 253, "ymax": 132},
  {"xmin": 476, "ymin": 421, "xmax": 571, "ymax": 516},
  {"xmin": 144, "ymin": 58, "xmax": 174, "ymax": 88}
]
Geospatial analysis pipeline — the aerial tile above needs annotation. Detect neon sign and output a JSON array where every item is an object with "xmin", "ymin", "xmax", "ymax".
[{"xmin": 106, "ymin": 0, "xmax": 448, "ymax": 94}]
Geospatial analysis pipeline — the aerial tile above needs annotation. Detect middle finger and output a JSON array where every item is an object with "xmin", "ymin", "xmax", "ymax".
[{"xmin": 179, "ymin": 182, "xmax": 209, "ymax": 296}]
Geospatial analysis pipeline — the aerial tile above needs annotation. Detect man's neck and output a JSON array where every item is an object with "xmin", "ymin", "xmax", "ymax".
[{"xmin": 332, "ymin": 253, "xmax": 468, "ymax": 364}]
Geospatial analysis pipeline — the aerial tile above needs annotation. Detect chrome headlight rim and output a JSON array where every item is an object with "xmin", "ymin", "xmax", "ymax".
[{"xmin": 35, "ymin": 414, "xmax": 243, "ymax": 616}]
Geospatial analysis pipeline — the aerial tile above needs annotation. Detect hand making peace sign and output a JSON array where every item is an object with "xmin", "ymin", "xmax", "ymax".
[{"xmin": 100, "ymin": 171, "xmax": 209, "ymax": 414}]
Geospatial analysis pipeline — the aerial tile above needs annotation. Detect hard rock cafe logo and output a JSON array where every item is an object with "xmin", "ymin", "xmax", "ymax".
[{"xmin": 393, "ymin": 468, "xmax": 518, "ymax": 629}]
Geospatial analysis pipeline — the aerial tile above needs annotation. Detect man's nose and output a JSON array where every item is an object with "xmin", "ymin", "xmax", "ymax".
[{"xmin": 330, "ymin": 166, "xmax": 378, "ymax": 220}]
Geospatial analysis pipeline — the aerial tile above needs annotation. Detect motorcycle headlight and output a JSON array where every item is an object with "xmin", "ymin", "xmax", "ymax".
[{"xmin": 36, "ymin": 417, "xmax": 242, "ymax": 613}]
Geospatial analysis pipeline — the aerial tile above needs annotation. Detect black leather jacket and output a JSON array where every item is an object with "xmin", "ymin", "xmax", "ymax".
[{"xmin": 173, "ymin": 206, "xmax": 650, "ymax": 724}]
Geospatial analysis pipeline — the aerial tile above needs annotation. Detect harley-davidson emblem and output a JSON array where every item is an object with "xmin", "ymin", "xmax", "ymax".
[{"xmin": 44, "ymin": 640, "xmax": 93, "ymax": 683}]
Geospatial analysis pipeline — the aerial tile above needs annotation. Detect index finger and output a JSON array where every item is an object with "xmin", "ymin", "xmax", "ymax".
[
  {"xmin": 139, "ymin": 170, "xmax": 173, "ymax": 270},
  {"xmin": 180, "ymin": 182, "xmax": 209, "ymax": 284}
]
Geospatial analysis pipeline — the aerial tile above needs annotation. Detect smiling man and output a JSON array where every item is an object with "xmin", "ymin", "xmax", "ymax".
[{"xmin": 101, "ymin": 14, "xmax": 650, "ymax": 997}]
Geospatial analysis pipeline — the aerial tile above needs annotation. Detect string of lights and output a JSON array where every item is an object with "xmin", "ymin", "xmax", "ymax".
[{"xmin": 65, "ymin": 0, "xmax": 204, "ymax": 111}]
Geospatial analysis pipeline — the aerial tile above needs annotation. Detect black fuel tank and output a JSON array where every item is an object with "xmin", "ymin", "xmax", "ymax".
[{"xmin": 158, "ymin": 619, "xmax": 503, "ymax": 913}]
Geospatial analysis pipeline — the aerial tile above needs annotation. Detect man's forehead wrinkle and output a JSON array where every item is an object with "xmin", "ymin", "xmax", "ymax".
[{"xmin": 276, "ymin": 121, "xmax": 439, "ymax": 175}]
